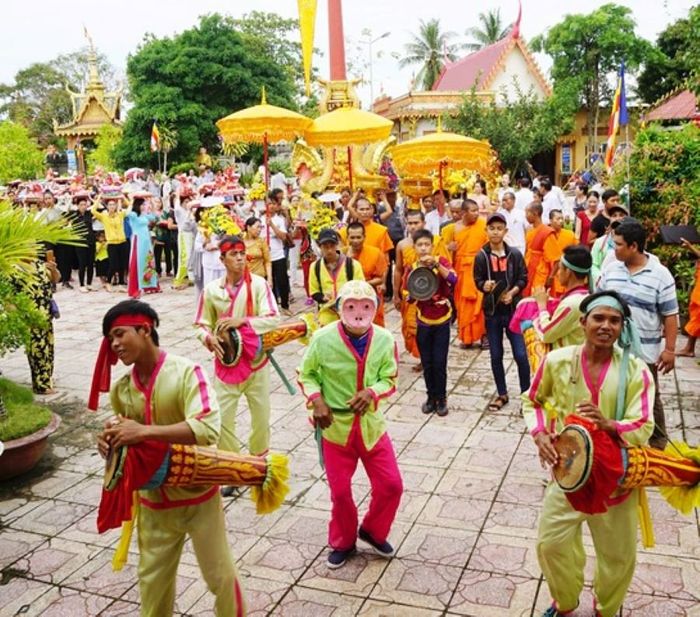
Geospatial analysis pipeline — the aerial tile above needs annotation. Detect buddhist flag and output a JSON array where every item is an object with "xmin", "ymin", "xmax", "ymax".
[
  {"xmin": 298, "ymin": 0, "xmax": 317, "ymax": 96},
  {"xmin": 605, "ymin": 62, "xmax": 627, "ymax": 171},
  {"xmin": 150, "ymin": 121, "xmax": 160, "ymax": 153}
]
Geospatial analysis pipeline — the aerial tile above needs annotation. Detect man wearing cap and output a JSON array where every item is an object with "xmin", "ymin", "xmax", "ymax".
[
  {"xmin": 590, "ymin": 203, "xmax": 629, "ymax": 285},
  {"xmin": 310, "ymin": 228, "xmax": 365, "ymax": 326},
  {"xmin": 194, "ymin": 235, "xmax": 280, "ymax": 459},
  {"xmin": 474, "ymin": 212, "xmax": 530, "ymax": 411},
  {"xmin": 393, "ymin": 210, "xmax": 451, "ymax": 367},
  {"xmin": 598, "ymin": 218, "xmax": 678, "ymax": 450},
  {"xmin": 345, "ymin": 222, "xmax": 388, "ymax": 326},
  {"xmin": 523, "ymin": 290, "xmax": 654, "ymax": 617},
  {"xmin": 297, "ymin": 280, "xmax": 402, "ymax": 570},
  {"xmin": 93, "ymin": 299, "xmax": 244, "ymax": 616}
]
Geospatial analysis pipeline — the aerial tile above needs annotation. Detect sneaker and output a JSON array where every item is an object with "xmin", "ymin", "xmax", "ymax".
[
  {"xmin": 435, "ymin": 399, "xmax": 449, "ymax": 417},
  {"xmin": 542, "ymin": 603, "xmax": 577, "ymax": 617},
  {"xmin": 327, "ymin": 546, "xmax": 356, "ymax": 569},
  {"xmin": 358, "ymin": 527, "xmax": 394, "ymax": 558},
  {"xmin": 421, "ymin": 398, "xmax": 435, "ymax": 414},
  {"xmin": 79, "ymin": 286, "xmax": 88, "ymax": 293}
]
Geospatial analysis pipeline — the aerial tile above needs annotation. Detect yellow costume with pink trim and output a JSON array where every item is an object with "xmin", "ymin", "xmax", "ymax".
[
  {"xmin": 522, "ymin": 345, "xmax": 655, "ymax": 617},
  {"xmin": 109, "ymin": 351, "xmax": 244, "ymax": 617}
]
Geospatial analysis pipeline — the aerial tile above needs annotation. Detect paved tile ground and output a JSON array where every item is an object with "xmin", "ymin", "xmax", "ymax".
[{"xmin": 0, "ymin": 280, "xmax": 698, "ymax": 616}]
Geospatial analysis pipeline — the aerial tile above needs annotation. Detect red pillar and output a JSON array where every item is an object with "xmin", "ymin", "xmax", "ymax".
[{"xmin": 328, "ymin": 0, "xmax": 347, "ymax": 81}]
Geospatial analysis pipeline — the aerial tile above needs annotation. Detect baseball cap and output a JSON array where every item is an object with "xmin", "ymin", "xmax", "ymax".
[
  {"xmin": 317, "ymin": 228, "xmax": 340, "ymax": 245},
  {"xmin": 486, "ymin": 212, "xmax": 507, "ymax": 226}
]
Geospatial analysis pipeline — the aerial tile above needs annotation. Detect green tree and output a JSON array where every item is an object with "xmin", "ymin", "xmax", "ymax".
[
  {"xmin": 637, "ymin": 6, "xmax": 698, "ymax": 104},
  {"xmin": 399, "ymin": 19, "xmax": 459, "ymax": 90},
  {"xmin": 86, "ymin": 124, "xmax": 123, "ymax": 173},
  {"xmin": 114, "ymin": 14, "xmax": 298, "ymax": 169},
  {"xmin": 158, "ymin": 124, "xmax": 178, "ymax": 174},
  {"xmin": 447, "ymin": 82, "xmax": 578, "ymax": 177},
  {"xmin": 464, "ymin": 9, "xmax": 511, "ymax": 51},
  {"xmin": 0, "ymin": 49, "xmax": 118, "ymax": 146},
  {"xmin": 530, "ymin": 4, "xmax": 652, "ymax": 155},
  {"xmin": 0, "ymin": 121, "xmax": 44, "ymax": 183}
]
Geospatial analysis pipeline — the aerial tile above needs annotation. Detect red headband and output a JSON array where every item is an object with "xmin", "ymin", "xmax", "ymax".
[
  {"xmin": 88, "ymin": 314, "xmax": 154, "ymax": 411},
  {"xmin": 220, "ymin": 240, "xmax": 245, "ymax": 255}
]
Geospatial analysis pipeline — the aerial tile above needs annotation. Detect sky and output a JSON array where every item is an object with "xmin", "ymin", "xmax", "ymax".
[{"xmin": 1, "ymin": 0, "xmax": 695, "ymax": 109}]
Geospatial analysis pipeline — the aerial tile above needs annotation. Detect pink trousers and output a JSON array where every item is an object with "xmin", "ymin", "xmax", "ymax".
[{"xmin": 322, "ymin": 418, "xmax": 403, "ymax": 550}]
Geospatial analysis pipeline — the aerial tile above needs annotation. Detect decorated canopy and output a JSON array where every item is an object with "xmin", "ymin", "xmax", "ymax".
[{"xmin": 304, "ymin": 107, "xmax": 393, "ymax": 147}]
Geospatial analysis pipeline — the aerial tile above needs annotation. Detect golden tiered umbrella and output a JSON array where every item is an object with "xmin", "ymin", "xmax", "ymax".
[
  {"xmin": 391, "ymin": 123, "xmax": 495, "ymax": 198},
  {"xmin": 304, "ymin": 107, "xmax": 393, "ymax": 190},
  {"xmin": 216, "ymin": 88, "xmax": 312, "ymax": 188}
]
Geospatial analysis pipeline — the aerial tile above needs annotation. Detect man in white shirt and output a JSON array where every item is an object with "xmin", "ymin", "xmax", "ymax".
[
  {"xmin": 497, "ymin": 190, "xmax": 527, "ymax": 254},
  {"xmin": 270, "ymin": 170, "xmax": 287, "ymax": 193},
  {"xmin": 514, "ymin": 177, "xmax": 534, "ymax": 212},
  {"xmin": 425, "ymin": 189, "xmax": 450, "ymax": 236},
  {"xmin": 262, "ymin": 188, "xmax": 292, "ymax": 315},
  {"xmin": 497, "ymin": 173, "xmax": 512, "ymax": 203},
  {"xmin": 540, "ymin": 179, "xmax": 563, "ymax": 224}
]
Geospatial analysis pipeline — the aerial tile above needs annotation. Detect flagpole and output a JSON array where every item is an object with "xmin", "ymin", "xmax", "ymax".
[{"xmin": 625, "ymin": 123, "xmax": 631, "ymax": 213}]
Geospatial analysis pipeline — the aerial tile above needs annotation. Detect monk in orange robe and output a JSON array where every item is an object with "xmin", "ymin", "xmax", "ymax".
[
  {"xmin": 524, "ymin": 202, "xmax": 561, "ymax": 296},
  {"xmin": 454, "ymin": 200, "xmax": 488, "ymax": 347},
  {"xmin": 346, "ymin": 221, "xmax": 389, "ymax": 326},
  {"xmin": 339, "ymin": 196, "xmax": 394, "ymax": 254},
  {"xmin": 549, "ymin": 209, "xmax": 577, "ymax": 298},
  {"xmin": 394, "ymin": 210, "xmax": 451, "ymax": 367},
  {"xmin": 678, "ymin": 238, "xmax": 700, "ymax": 357}
]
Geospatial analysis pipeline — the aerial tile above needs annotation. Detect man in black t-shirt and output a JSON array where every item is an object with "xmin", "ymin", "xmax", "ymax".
[{"xmin": 589, "ymin": 188, "xmax": 621, "ymax": 240}]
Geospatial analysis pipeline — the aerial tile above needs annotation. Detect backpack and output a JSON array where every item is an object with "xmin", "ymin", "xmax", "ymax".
[{"xmin": 315, "ymin": 256, "xmax": 355, "ymax": 296}]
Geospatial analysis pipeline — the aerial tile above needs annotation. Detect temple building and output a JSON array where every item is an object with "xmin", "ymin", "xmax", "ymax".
[
  {"xmin": 53, "ymin": 40, "xmax": 122, "ymax": 154},
  {"xmin": 643, "ymin": 87, "xmax": 699, "ymax": 127}
]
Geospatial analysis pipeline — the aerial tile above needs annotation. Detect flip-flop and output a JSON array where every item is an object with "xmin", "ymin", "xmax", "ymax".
[{"xmin": 488, "ymin": 395, "xmax": 509, "ymax": 411}]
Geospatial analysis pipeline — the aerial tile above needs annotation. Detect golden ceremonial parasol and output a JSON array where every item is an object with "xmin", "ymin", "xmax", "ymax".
[
  {"xmin": 304, "ymin": 106, "xmax": 393, "ymax": 190},
  {"xmin": 216, "ymin": 88, "xmax": 312, "ymax": 188},
  {"xmin": 391, "ymin": 122, "xmax": 494, "ymax": 203}
]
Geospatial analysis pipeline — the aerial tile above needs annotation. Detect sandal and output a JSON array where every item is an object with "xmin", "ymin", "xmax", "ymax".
[{"xmin": 488, "ymin": 394, "xmax": 509, "ymax": 411}]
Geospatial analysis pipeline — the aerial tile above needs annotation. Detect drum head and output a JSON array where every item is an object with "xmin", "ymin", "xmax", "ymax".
[
  {"xmin": 217, "ymin": 326, "xmax": 243, "ymax": 367},
  {"xmin": 552, "ymin": 424, "xmax": 593, "ymax": 492},
  {"xmin": 407, "ymin": 266, "xmax": 439, "ymax": 301},
  {"xmin": 104, "ymin": 445, "xmax": 128, "ymax": 491}
]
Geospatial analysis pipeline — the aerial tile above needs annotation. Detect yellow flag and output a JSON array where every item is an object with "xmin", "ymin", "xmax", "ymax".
[{"xmin": 298, "ymin": 0, "xmax": 317, "ymax": 96}]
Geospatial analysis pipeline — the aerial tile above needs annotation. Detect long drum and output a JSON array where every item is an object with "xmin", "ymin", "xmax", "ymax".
[
  {"xmin": 521, "ymin": 319, "xmax": 549, "ymax": 375},
  {"xmin": 552, "ymin": 416, "xmax": 700, "ymax": 515}
]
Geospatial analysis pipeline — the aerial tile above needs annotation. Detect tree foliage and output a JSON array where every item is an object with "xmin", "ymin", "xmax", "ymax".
[
  {"xmin": 0, "ymin": 49, "xmax": 117, "ymax": 146},
  {"xmin": 114, "ymin": 14, "xmax": 299, "ymax": 169},
  {"xmin": 611, "ymin": 123, "xmax": 700, "ymax": 311},
  {"xmin": 0, "ymin": 121, "xmax": 44, "ymax": 183},
  {"xmin": 399, "ymin": 19, "xmax": 459, "ymax": 90},
  {"xmin": 447, "ymin": 82, "xmax": 578, "ymax": 177},
  {"xmin": 464, "ymin": 9, "xmax": 511, "ymax": 51},
  {"xmin": 530, "ymin": 4, "xmax": 652, "ymax": 153},
  {"xmin": 87, "ymin": 124, "xmax": 123, "ymax": 173},
  {"xmin": 637, "ymin": 6, "xmax": 698, "ymax": 104}
]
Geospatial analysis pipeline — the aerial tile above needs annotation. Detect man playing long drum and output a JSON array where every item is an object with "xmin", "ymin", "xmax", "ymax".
[{"xmin": 522, "ymin": 290, "xmax": 654, "ymax": 617}]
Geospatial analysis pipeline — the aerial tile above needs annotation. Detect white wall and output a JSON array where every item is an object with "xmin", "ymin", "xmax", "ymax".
[{"xmin": 490, "ymin": 48, "xmax": 548, "ymax": 103}]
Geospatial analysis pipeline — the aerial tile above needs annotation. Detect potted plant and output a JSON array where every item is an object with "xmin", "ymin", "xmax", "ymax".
[{"xmin": 0, "ymin": 200, "xmax": 80, "ymax": 479}]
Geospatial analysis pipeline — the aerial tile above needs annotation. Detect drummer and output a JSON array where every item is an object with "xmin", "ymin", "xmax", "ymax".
[
  {"xmin": 522, "ymin": 290, "xmax": 655, "ymax": 617},
  {"xmin": 92, "ymin": 299, "xmax": 244, "ymax": 616},
  {"xmin": 406, "ymin": 229, "xmax": 457, "ymax": 417},
  {"xmin": 194, "ymin": 234, "xmax": 280, "ymax": 468}
]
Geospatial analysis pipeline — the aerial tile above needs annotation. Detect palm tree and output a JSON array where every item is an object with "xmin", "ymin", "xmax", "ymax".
[
  {"xmin": 464, "ymin": 9, "xmax": 512, "ymax": 52},
  {"xmin": 399, "ymin": 19, "xmax": 459, "ymax": 90}
]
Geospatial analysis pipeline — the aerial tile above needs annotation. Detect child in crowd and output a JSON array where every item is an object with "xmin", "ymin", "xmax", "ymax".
[
  {"xmin": 94, "ymin": 231, "xmax": 110, "ymax": 289},
  {"xmin": 407, "ymin": 229, "xmax": 457, "ymax": 416}
]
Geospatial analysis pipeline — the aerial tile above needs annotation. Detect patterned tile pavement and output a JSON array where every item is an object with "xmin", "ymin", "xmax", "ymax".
[{"xmin": 0, "ymin": 281, "xmax": 698, "ymax": 616}]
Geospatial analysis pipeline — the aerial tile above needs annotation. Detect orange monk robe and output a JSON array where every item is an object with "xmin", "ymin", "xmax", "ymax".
[
  {"xmin": 524, "ymin": 224, "xmax": 561, "ymax": 296},
  {"xmin": 550, "ymin": 228, "xmax": 577, "ymax": 297},
  {"xmin": 399, "ymin": 236, "xmax": 452, "ymax": 357},
  {"xmin": 685, "ymin": 262, "xmax": 700, "ymax": 338},
  {"xmin": 340, "ymin": 221, "xmax": 393, "ymax": 254},
  {"xmin": 352, "ymin": 245, "xmax": 388, "ymax": 326},
  {"xmin": 454, "ymin": 218, "xmax": 488, "ymax": 344}
]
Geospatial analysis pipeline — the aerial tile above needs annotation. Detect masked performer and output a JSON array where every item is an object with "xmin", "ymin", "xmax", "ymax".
[{"xmin": 298, "ymin": 280, "xmax": 403, "ymax": 569}]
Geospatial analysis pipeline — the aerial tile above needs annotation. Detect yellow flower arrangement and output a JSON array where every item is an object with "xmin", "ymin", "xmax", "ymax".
[
  {"xmin": 307, "ymin": 204, "xmax": 339, "ymax": 240},
  {"xmin": 200, "ymin": 205, "xmax": 241, "ymax": 237},
  {"xmin": 246, "ymin": 171, "xmax": 267, "ymax": 202}
]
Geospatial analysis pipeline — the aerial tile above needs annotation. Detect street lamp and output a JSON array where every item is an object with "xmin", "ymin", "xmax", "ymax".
[{"xmin": 360, "ymin": 30, "xmax": 390, "ymax": 106}]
